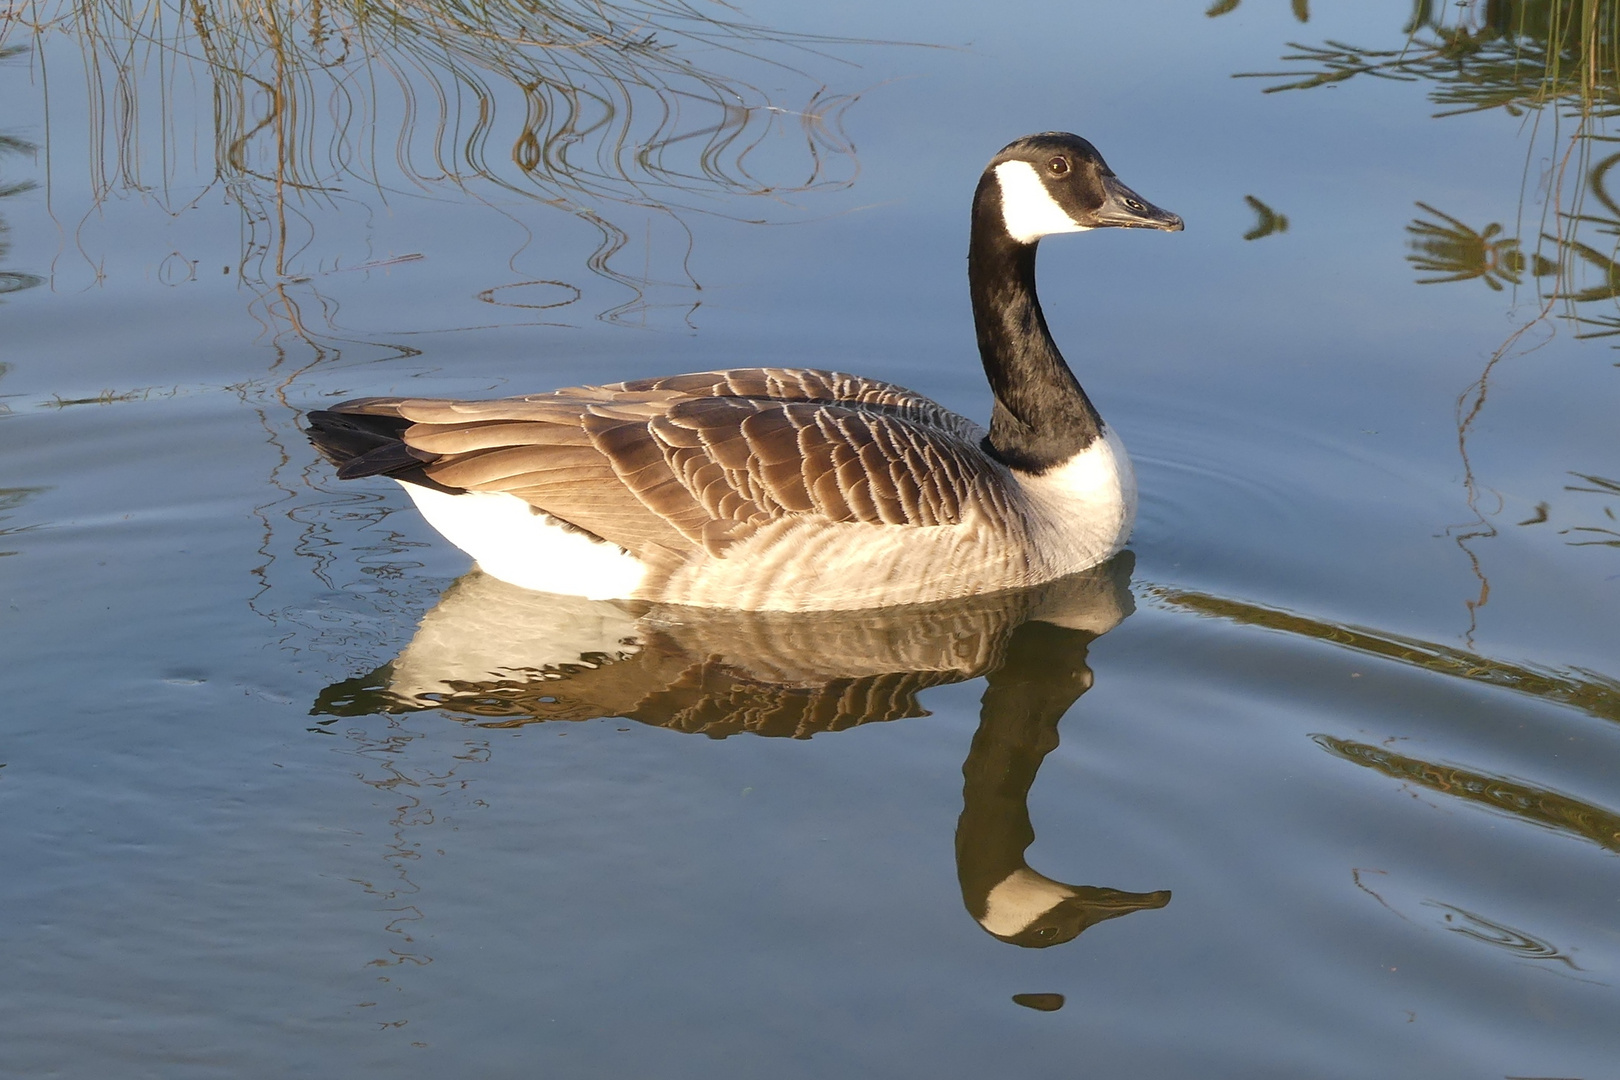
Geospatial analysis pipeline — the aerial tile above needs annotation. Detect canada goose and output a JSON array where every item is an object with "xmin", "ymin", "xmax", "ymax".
[{"xmin": 307, "ymin": 133, "xmax": 1182, "ymax": 610}]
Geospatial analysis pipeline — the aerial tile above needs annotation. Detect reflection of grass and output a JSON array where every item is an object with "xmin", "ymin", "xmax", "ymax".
[
  {"xmin": 1152, "ymin": 585, "xmax": 1620, "ymax": 724},
  {"xmin": 1407, "ymin": 202, "xmax": 1557, "ymax": 290},
  {"xmin": 1242, "ymin": 195, "xmax": 1288, "ymax": 241},
  {"xmin": 0, "ymin": 50, "xmax": 43, "ymax": 303},
  {"xmin": 1206, "ymin": 0, "xmax": 1309, "ymax": 23},
  {"xmin": 1237, "ymin": 3, "xmax": 1620, "ymax": 631},
  {"xmin": 41, "ymin": 387, "xmax": 175, "ymax": 408},
  {"xmin": 1564, "ymin": 472, "xmax": 1620, "ymax": 546},
  {"xmin": 0, "ymin": 484, "xmax": 48, "ymax": 556},
  {"xmin": 1240, "ymin": 3, "xmax": 1620, "ymax": 312},
  {"xmin": 1239, "ymin": 1, "xmax": 1620, "ymax": 117},
  {"xmin": 1316, "ymin": 734, "xmax": 1620, "ymax": 856},
  {"xmin": 1167, "ymin": 586, "xmax": 1620, "ymax": 857},
  {"xmin": 5, "ymin": 0, "xmax": 873, "ymax": 332}
]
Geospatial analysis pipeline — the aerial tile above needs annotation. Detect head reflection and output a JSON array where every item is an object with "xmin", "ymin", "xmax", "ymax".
[{"xmin": 315, "ymin": 551, "xmax": 1170, "ymax": 948}]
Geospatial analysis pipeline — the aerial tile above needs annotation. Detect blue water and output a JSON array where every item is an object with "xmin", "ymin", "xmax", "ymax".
[{"xmin": 1, "ymin": 0, "xmax": 1618, "ymax": 1075}]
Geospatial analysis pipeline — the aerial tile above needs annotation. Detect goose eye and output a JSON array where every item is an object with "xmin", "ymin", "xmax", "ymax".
[{"xmin": 1047, "ymin": 156, "xmax": 1070, "ymax": 177}]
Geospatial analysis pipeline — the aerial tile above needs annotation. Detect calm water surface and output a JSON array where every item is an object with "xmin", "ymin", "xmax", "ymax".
[{"xmin": 2, "ymin": 0, "xmax": 1619, "ymax": 1076}]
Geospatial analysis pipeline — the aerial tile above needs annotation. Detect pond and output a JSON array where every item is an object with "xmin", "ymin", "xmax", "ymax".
[{"xmin": 2, "ymin": 0, "xmax": 1618, "ymax": 1075}]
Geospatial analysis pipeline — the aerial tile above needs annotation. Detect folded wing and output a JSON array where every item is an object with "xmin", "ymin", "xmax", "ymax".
[{"xmin": 308, "ymin": 368, "xmax": 1008, "ymax": 563}]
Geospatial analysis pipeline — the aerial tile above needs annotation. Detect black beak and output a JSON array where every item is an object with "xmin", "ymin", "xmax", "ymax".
[{"xmin": 1095, "ymin": 174, "xmax": 1184, "ymax": 232}]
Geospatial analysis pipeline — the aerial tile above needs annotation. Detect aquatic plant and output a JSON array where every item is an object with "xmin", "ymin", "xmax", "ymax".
[
  {"xmin": 1239, "ymin": 1, "xmax": 1620, "ymax": 299},
  {"xmin": 1239, "ymin": 1, "xmax": 1620, "ymax": 116}
]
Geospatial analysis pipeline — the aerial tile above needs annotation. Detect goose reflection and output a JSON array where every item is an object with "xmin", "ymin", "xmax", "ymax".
[{"xmin": 315, "ymin": 552, "xmax": 1170, "ymax": 948}]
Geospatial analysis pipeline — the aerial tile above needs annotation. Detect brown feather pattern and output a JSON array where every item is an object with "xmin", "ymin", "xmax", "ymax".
[{"xmin": 323, "ymin": 368, "xmax": 1013, "ymax": 563}]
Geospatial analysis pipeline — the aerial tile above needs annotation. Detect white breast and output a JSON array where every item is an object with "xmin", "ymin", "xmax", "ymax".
[{"xmin": 1012, "ymin": 424, "xmax": 1137, "ymax": 575}]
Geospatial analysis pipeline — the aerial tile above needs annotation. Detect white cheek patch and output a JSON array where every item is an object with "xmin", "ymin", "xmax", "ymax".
[
  {"xmin": 980, "ymin": 868, "xmax": 1077, "ymax": 937},
  {"xmin": 994, "ymin": 160, "xmax": 1090, "ymax": 243}
]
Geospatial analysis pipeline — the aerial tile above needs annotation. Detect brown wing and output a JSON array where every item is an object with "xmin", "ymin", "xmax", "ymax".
[{"xmin": 321, "ymin": 368, "xmax": 1006, "ymax": 560}]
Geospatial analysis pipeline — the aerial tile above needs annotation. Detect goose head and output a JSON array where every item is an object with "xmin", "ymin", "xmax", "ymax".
[{"xmin": 981, "ymin": 132, "xmax": 1183, "ymax": 245}]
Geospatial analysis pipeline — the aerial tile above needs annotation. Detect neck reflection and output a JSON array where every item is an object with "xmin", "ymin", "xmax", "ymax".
[
  {"xmin": 959, "ymin": 618, "xmax": 1170, "ymax": 947},
  {"xmin": 315, "ymin": 552, "xmax": 1169, "ymax": 948}
]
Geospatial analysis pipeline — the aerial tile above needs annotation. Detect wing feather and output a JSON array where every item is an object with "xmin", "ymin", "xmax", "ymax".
[{"xmin": 314, "ymin": 369, "xmax": 1004, "ymax": 563}]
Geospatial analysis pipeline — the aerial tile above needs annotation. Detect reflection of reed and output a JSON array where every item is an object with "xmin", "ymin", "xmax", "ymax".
[
  {"xmin": 1407, "ymin": 202, "xmax": 1556, "ymax": 291},
  {"xmin": 0, "ymin": 484, "xmax": 49, "ymax": 557},
  {"xmin": 1413, "ymin": 155, "xmax": 1620, "ymax": 639},
  {"xmin": 1152, "ymin": 586, "xmax": 1620, "ymax": 724},
  {"xmin": 1423, "ymin": 900, "xmax": 1583, "ymax": 968},
  {"xmin": 9, "ymin": 0, "xmax": 868, "ymax": 339},
  {"xmin": 1315, "ymin": 735, "xmax": 1620, "ymax": 856},
  {"xmin": 1244, "ymin": 3, "xmax": 1620, "ymax": 316},
  {"xmin": 0, "ymin": 56, "xmax": 43, "ymax": 301},
  {"xmin": 1564, "ymin": 471, "xmax": 1620, "ymax": 547},
  {"xmin": 1240, "ymin": 1, "xmax": 1620, "ymax": 116},
  {"xmin": 1239, "ymin": 3, "xmax": 1620, "ymax": 634}
]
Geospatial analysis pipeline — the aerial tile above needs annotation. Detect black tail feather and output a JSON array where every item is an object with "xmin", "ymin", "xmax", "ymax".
[{"xmin": 306, "ymin": 409, "xmax": 458, "ymax": 492}]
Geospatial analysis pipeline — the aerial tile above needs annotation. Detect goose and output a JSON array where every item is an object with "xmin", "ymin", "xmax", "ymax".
[{"xmin": 307, "ymin": 133, "xmax": 1183, "ymax": 611}]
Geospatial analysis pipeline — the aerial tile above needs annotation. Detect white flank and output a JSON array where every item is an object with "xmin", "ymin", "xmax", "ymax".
[
  {"xmin": 980, "ymin": 868, "xmax": 1078, "ymax": 937},
  {"xmin": 400, "ymin": 483, "xmax": 647, "ymax": 599},
  {"xmin": 994, "ymin": 160, "xmax": 1089, "ymax": 244}
]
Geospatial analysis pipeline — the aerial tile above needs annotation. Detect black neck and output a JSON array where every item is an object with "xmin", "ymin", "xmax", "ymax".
[{"xmin": 969, "ymin": 174, "xmax": 1103, "ymax": 473}]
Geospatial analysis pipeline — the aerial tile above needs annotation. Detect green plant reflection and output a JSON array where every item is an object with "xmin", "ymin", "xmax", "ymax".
[
  {"xmin": 1407, "ymin": 202, "xmax": 1558, "ymax": 291},
  {"xmin": 1236, "ymin": 0, "xmax": 1620, "ymax": 636},
  {"xmin": 314, "ymin": 553, "xmax": 1173, "ymax": 950}
]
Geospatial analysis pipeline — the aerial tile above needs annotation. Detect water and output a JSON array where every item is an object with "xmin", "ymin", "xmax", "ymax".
[{"xmin": 2, "ymin": 0, "xmax": 1619, "ymax": 1076}]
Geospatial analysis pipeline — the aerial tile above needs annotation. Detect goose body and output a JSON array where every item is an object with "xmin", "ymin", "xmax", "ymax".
[{"xmin": 308, "ymin": 133, "xmax": 1182, "ymax": 611}]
